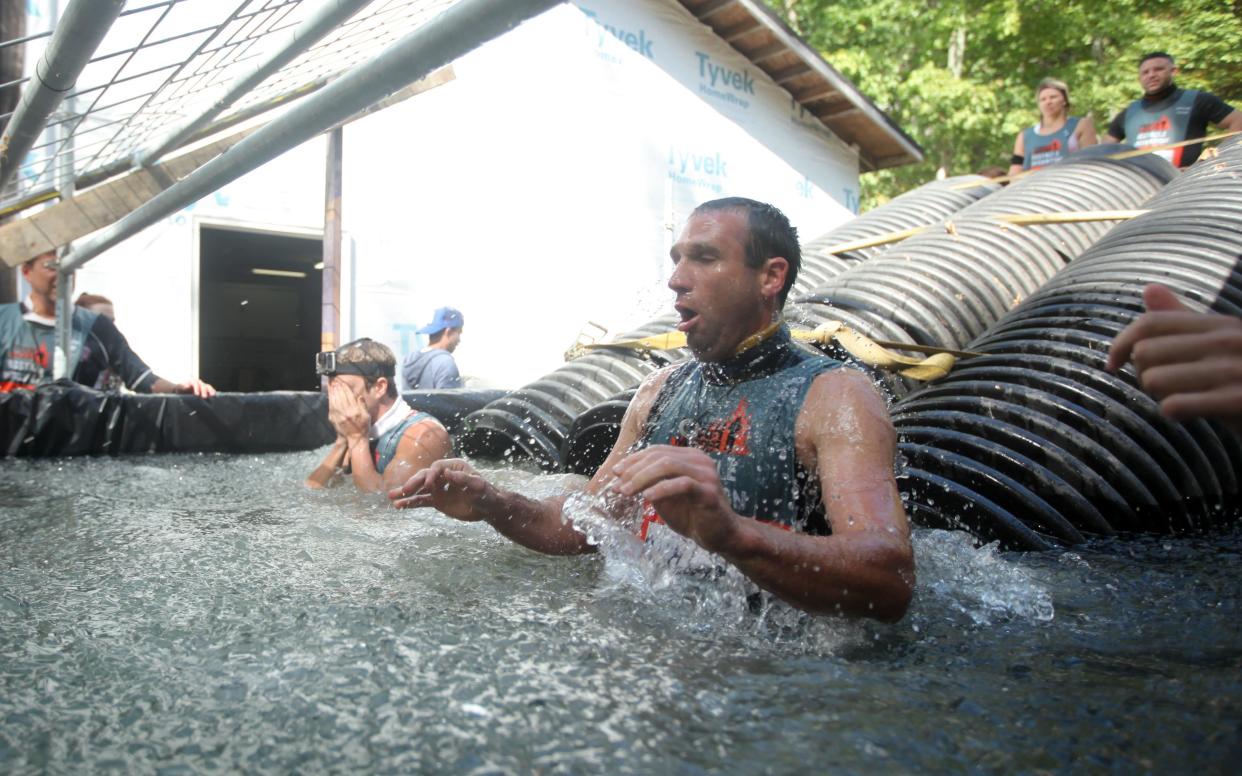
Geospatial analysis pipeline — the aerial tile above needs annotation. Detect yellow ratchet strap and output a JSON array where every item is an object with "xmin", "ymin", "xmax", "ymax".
[{"xmin": 577, "ymin": 322, "xmax": 978, "ymax": 380}]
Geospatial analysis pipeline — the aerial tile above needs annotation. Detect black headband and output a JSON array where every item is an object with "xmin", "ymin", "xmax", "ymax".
[{"xmin": 315, "ymin": 338, "xmax": 394, "ymax": 379}]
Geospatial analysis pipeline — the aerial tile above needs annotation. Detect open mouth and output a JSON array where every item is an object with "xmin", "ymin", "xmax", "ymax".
[{"xmin": 675, "ymin": 304, "xmax": 699, "ymax": 333}]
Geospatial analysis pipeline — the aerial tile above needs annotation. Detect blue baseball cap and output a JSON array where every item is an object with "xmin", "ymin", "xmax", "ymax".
[{"xmin": 417, "ymin": 306, "xmax": 464, "ymax": 334}]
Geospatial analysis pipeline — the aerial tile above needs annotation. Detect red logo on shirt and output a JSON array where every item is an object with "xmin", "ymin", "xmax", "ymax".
[{"xmin": 668, "ymin": 398, "xmax": 752, "ymax": 454}]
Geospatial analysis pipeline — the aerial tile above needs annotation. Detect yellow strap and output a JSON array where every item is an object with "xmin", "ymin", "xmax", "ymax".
[{"xmin": 578, "ymin": 322, "xmax": 972, "ymax": 380}]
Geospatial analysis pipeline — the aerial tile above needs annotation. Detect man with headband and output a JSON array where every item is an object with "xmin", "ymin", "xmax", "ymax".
[{"xmin": 306, "ymin": 338, "xmax": 451, "ymax": 492}]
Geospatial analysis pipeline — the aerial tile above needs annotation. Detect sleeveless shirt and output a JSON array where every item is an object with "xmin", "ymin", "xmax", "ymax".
[{"xmin": 638, "ymin": 325, "xmax": 842, "ymax": 537}]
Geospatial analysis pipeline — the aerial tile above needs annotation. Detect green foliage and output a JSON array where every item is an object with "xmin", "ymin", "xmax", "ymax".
[{"xmin": 768, "ymin": 0, "xmax": 1242, "ymax": 207}]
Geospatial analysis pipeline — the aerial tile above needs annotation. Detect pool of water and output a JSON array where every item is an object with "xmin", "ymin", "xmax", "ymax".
[{"xmin": 1, "ymin": 452, "xmax": 1239, "ymax": 773}]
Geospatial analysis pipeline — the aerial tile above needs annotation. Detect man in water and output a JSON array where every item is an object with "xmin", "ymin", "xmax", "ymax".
[
  {"xmin": 0, "ymin": 251, "xmax": 215, "ymax": 396},
  {"xmin": 389, "ymin": 198, "xmax": 914, "ymax": 621},
  {"xmin": 403, "ymin": 306, "xmax": 464, "ymax": 389},
  {"xmin": 307, "ymin": 337, "xmax": 452, "ymax": 492},
  {"xmin": 1108, "ymin": 283, "xmax": 1242, "ymax": 436},
  {"xmin": 1103, "ymin": 52, "xmax": 1242, "ymax": 168}
]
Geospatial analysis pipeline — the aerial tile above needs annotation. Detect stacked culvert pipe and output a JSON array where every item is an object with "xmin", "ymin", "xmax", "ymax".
[
  {"xmin": 458, "ymin": 315, "xmax": 689, "ymax": 471},
  {"xmin": 796, "ymin": 146, "xmax": 1177, "ymax": 364},
  {"xmin": 794, "ymin": 175, "xmax": 1000, "ymax": 294},
  {"xmin": 894, "ymin": 137, "xmax": 1242, "ymax": 550},
  {"xmin": 547, "ymin": 176, "xmax": 1002, "ymax": 475}
]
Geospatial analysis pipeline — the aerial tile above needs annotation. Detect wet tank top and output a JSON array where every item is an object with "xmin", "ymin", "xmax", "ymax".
[
  {"xmin": 1123, "ymin": 89, "xmax": 1199, "ymax": 166},
  {"xmin": 638, "ymin": 325, "xmax": 842, "ymax": 536},
  {"xmin": 371, "ymin": 409, "xmax": 436, "ymax": 473},
  {"xmin": 1021, "ymin": 116, "xmax": 1081, "ymax": 170}
]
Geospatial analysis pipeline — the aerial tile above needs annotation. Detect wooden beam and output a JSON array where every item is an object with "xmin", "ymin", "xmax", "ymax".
[
  {"xmin": 321, "ymin": 127, "xmax": 343, "ymax": 374},
  {"xmin": 692, "ymin": 0, "xmax": 735, "ymax": 22},
  {"xmin": 722, "ymin": 18, "xmax": 764, "ymax": 42},
  {"xmin": 770, "ymin": 63, "xmax": 809, "ymax": 84},
  {"xmin": 747, "ymin": 40, "xmax": 787, "ymax": 64},
  {"xmin": 794, "ymin": 82, "xmax": 841, "ymax": 102},
  {"xmin": 820, "ymin": 106, "xmax": 862, "ymax": 120}
]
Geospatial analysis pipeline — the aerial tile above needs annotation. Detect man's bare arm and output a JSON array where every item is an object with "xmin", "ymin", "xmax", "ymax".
[
  {"xmin": 389, "ymin": 367, "xmax": 676, "ymax": 554},
  {"xmin": 379, "ymin": 422, "xmax": 452, "ymax": 492},
  {"xmin": 306, "ymin": 437, "xmax": 348, "ymax": 489}
]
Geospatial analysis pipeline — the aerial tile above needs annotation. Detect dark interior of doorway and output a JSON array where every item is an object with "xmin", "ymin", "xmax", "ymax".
[{"xmin": 199, "ymin": 226, "xmax": 322, "ymax": 392}]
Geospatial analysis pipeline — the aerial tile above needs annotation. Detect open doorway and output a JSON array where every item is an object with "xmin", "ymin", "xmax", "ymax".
[{"xmin": 198, "ymin": 225, "xmax": 322, "ymax": 392}]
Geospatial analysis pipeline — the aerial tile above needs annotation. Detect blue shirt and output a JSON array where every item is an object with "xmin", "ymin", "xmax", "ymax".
[{"xmin": 402, "ymin": 349, "xmax": 462, "ymax": 390}]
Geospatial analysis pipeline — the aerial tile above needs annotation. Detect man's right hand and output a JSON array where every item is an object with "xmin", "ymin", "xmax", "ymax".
[{"xmin": 388, "ymin": 458, "xmax": 494, "ymax": 521}]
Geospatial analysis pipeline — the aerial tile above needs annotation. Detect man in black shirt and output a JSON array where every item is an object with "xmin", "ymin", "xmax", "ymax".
[
  {"xmin": 0, "ymin": 251, "xmax": 215, "ymax": 396},
  {"xmin": 1103, "ymin": 52, "xmax": 1241, "ymax": 168}
]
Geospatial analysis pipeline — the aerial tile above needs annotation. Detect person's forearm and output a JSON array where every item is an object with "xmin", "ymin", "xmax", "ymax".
[
  {"xmin": 482, "ymin": 493, "xmax": 594, "ymax": 555},
  {"xmin": 149, "ymin": 377, "xmax": 177, "ymax": 393},
  {"xmin": 306, "ymin": 439, "xmax": 348, "ymax": 488},
  {"xmin": 718, "ymin": 521, "xmax": 913, "ymax": 621},
  {"xmin": 344, "ymin": 437, "xmax": 387, "ymax": 492}
]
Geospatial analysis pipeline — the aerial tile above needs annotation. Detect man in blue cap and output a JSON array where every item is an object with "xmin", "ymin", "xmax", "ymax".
[{"xmin": 402, "ymin": 306, "xmax": 464, "ymax": 390}]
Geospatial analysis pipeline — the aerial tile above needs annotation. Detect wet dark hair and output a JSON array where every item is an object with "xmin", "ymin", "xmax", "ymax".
[
  {"xmin": 337, "ymin": 338, "xmax": 397, "ymax": 399},
  {"xmin": 691, "ymin": 197, "xmax": 801, "ymax": 308},
  {"xmin": 1140, "ymin": 51, "xmax": 1175, "ymax": 67}
]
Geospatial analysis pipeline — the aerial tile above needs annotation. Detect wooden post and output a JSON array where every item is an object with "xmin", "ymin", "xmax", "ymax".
[
  {"xmin": 321, "ymin": 127, "xmax": 343, "ymax": 389},
  {"xmin": 0, "ymin": 0, "xmax": 26, "ymax": 303}
]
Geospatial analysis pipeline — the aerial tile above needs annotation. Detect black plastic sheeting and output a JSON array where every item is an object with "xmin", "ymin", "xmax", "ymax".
[
  {"xmin": 0, "ymin": 383, "xmax": 511, "ymax": 457},
  {"xmin": 0, "ymin": 380, "xmax": 334, "ymax": 456},
  {"xmin": 796, "ymin": 145, "xmax": 1177, "ymax": 362},
  {"xmin": 403, "ymin": 388, "xmax": 508, "ymax": 436},
  {"xmin": 892, "ymin": 137, "xmax": 1242, "ymax": 549}
]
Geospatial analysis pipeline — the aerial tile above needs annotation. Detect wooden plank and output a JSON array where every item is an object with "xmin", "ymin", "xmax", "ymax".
[{"xmin": 321, "ymin": 126, "xmax": 343, "ymax": 366}]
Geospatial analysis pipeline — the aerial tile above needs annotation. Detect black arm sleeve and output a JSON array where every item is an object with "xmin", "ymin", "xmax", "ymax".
[
  {"xmin": 85, "ymin": 315, "xmax": 161, "ymax": 392},
  {"xmin": 1195, "ymin": 91, "xmax": 1236, "ymax": 125},
  {"xmin": 1107, "ymin": 110, "xmax": 1126, "ymax": 140}
]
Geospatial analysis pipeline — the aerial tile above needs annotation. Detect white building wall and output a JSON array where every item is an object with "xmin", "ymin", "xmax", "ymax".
[{"xmin": 69, "ymin": 0, "xmax": 862, "ymax": 391}]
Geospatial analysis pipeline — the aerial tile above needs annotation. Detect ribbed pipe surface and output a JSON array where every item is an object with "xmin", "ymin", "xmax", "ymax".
[
  {"xmin": 892, "ymin": 138, "xmax": 1242, "ymax": 548},
  {"xmin": 797, "ymin": 147, "xmax": 1177, "ymax": 360}
]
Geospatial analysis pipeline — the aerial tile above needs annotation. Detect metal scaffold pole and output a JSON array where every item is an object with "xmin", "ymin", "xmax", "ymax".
[{"xmin": 60, "ymin": 0, "xmax": 563, "ymax": 275}]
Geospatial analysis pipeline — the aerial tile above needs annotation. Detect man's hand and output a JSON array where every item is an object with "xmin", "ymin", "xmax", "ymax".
[
  {"xmin": 611, "ymin": 445, "xmax": 742, "ymax": 554},
  {"xmin": 328, "ymin": 382, "xmax": 370, "ymax": 442},
  {"xmin": 388, "ymin": 458, "xmax": 496, "ymax": 521},
  {"xmin": 1108, "ymin": 283, "xmax": 1242, "ymax": 432},
  {"xmin": 172, "ymin": 378, "xmax": 216, "ymax": 398}
]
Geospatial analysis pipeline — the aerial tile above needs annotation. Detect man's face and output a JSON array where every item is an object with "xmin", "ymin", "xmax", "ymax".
[
  {"xmin": 21, "ymin": 252, "xmax": 58, "ymax": 298},
  {"xmin": 445, "ymin": 327, "xmax": 462, "ymax": 353},
  {"xmin": 329, "ymin": 373, "xmax": 383, "ymax": 421},
  {"xmin": 1139, "ymin": 56, "xmax": 1176, "ymax": 95},
  {"xmin": 668, "ymin": 209, "xmax": 784, "ymax": 363}
]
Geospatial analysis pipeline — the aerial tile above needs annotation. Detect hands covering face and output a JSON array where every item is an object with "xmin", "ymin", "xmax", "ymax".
[{"xmin": 328, "ymin": 381, "xmax": 371, "ymax": 442}]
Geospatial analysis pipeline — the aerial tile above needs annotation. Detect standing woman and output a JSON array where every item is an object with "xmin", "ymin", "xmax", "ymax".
[{"xmin": 1009, "ymin": 77, "xmax": 1097, "ymax": 176}]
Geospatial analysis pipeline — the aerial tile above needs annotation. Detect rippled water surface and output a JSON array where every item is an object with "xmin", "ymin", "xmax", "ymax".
[{"xmin": 1, "ymin": 453, "xmax": 1239, "ymax": 773}]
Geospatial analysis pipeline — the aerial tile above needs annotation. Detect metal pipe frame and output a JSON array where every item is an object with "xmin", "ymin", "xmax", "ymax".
[
  {"xmin": 0, "ymin": 0, "xmax": 125, "ymax": 193},
  {"xmin": 134, "ymin": 0, "xmax": 375, "ymax": 168},
  {"xmin": 61, "ymin": 0, "xmax": 565, "ymax": 273}
]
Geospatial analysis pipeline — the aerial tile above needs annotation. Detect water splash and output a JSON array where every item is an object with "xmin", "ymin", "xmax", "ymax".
[{"xmin": 912, "ymin": 529, "xmax": 1055, "ymax": 626}]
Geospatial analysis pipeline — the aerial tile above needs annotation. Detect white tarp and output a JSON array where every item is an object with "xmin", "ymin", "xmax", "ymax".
[{"xmin": 68, "ymin": 0, "xmax": 862, "ymax": 390}]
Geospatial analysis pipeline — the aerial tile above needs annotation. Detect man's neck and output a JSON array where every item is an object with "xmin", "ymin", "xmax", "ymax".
[
  {"xmin": 426, "ymin": 341, "xmax": 451, "ymax": 352},
  {"xmin": 373, "ymin": 396, "xmax": 395, "ymax": 425},
  {"xmin": 1144, "ymin": 82, "xmax": 1177, "ymax": 103},
  {"xmin": 27, "ymin": 291, "xmax": 54, "ymax": 318}
]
